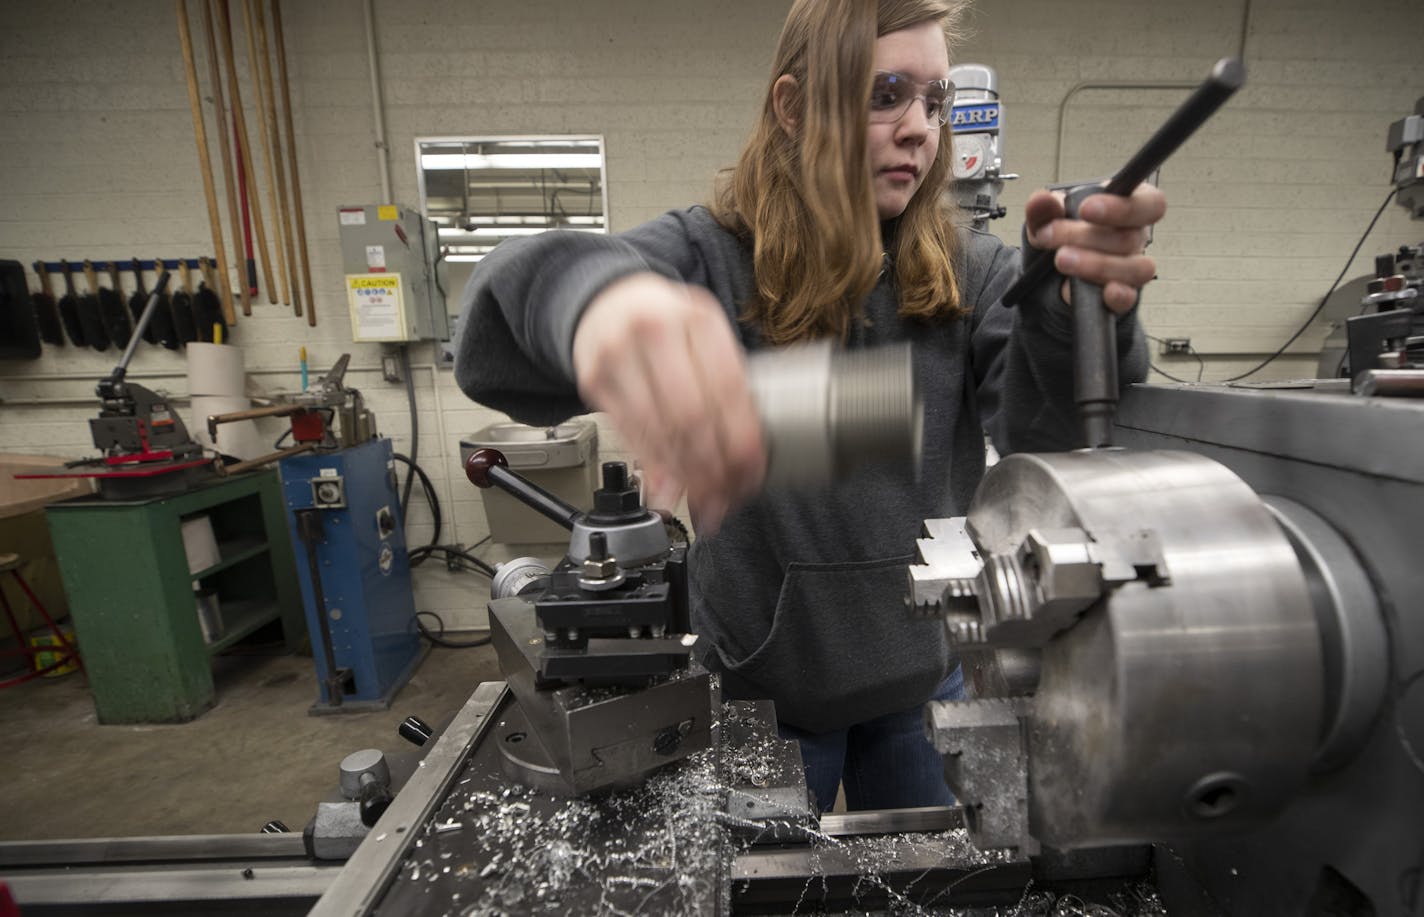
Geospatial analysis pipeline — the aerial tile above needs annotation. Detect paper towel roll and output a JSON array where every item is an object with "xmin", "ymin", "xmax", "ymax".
[
  {"xmin": 191, "ymin": 394, "xmax": 267, "ymax": 461},
  {"xmin": 187, "ymin": 343, "xmax": 246, "ymax": 398}
]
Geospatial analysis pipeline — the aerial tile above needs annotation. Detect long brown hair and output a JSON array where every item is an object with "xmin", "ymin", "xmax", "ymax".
[{"xmin": 713, "ymin": 0, "xmax": 968, "ymax": 345}]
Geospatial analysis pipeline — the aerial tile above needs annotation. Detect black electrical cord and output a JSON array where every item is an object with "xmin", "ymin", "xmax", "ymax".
[
  {"xmin": 392, "ymin": 452, "xmax": 441, "ymax": 549},
  {"xmin": 432, "ymin": 242, "xmax": 448, "ymax": 302},
  {"xmin": 415, "ymin": 610, "xmax": 491, "ymax": 649},
  {"xmin": 1144, "ymin": 334, "xmax": 1205, "ymax": 383},
  {"xmin": 399, "ymin": 345, "xmax": 418, "ymax": 518},
  {"xmin": 409, "ymin": 543, "xmax": 498, "ymax": 578},
  {"xmin": 1224, "ymin": 188, "xmax": 1399, "ymax": 382}
]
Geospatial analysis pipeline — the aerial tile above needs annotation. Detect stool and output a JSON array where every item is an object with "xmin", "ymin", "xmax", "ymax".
[{"xmin": 0, "ymin": 552, "xmax": 83, "ymax": 689}]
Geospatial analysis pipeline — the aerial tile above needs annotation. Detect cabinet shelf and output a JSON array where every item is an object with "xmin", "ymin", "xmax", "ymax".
[
  {"xmin": 191, "ymin": 537, "xmax": 269, "ymax": 581},
  {"xmin": 204, "ymin": 599, "xmax": 283, "ymax": 655},
  {"xmin": 46, "ymin": 469, "xmax": 305, "ymax": 723}
]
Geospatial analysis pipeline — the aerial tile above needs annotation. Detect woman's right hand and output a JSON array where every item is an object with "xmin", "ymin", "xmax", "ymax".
[{"xmin": 572, "ymin": 272, "xmax": 766, "ymax": 535}]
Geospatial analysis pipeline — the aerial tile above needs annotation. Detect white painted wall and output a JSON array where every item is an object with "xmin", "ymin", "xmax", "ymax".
[{"xmin": 1, "ymin": 0, "xmax": 1420, "ymax": 628}]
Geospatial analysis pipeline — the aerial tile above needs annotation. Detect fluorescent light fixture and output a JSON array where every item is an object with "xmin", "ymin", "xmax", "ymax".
[
  {"xmin": 420, "ymin": 153, "xmax": 604, "ymax": 171},
  {"xmin": 444, "ymin": 254, "xmax": 487, "ymax": 262}
]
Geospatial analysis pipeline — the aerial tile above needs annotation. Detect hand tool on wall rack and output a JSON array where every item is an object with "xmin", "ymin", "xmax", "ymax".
[
  {"xmin": 250, "ymin": 0, "xmax": 301, "ymax": 318},
  {"xmin": 150, "ymin": 257, "xmax": 181, "ymax": 349},
  {"xmin": 78, "ymin": 261, "xmax": 111, "ymax": 352},
  {"xmin": 176, "ymin": 0, "xmax": 236, "ymax": 326},
  {"xmin": 0, "ymin": 260, "xmax": 41, "ymax": 360},
  {"xmin": 216, "ymin": 0, "xmax": 277, "ymax": 305},
  {"xmin": 200, "ymin": 0, "xmax": 251, "ymax": 318},
  {"xmin": 31, "ymin": 262, "xmax": 63, "ymax": 346},
  {"xmin": 271, "ymin": 0, "xmax": 315, "ymax": 325},
  {"xmin": 127, "ymin": 259, "xmax": 157, "ymax": 344},
  {"xmin": 57, "ymin": 260, "xmax": 86, "ymax": 347},
  {"xmin": 196, "ymin": 256, "xmax": 227, "ymax": 342},
  {"xmin": 242, "ymin": 0, "xmax": 292, "ymax": 311},
  {"xmin": 172, "ymin": 260, "xmax": 199, "ymax": 344},
  {"xmin": 101, "ymin": 261, "xmax": 134, "ymax": 349},
  {"xmin": 236, "ymin": 118, "xmax": 258, "ymax": 298}
]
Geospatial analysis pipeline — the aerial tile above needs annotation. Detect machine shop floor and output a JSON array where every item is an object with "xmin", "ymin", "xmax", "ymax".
[{"xmin": 0, "ymin": 642, "xmax": 502, "ymax": 841}]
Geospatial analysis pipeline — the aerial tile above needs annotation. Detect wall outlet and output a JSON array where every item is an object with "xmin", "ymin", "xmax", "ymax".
[
  {"xmin": 1160, "ymin": 337, "xmax": 1192, "ymax": 356},
  {"xmin": 381, "ymin": 352, "xmax": 403, "ymax": 383}
]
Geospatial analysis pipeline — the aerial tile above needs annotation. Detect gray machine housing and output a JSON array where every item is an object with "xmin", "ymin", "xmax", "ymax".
[
  {"xmin": 1113, "ymin": 382, "xmax": 1423, "ymax": 916},
  {"xmin": 337, "ymin": 203, "xmax": 448, "ymax": 342}
]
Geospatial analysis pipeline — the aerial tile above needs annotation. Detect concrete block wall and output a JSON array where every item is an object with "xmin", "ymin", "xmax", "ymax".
[{"xmin": 1, "ymin": 0, "xmax": 1421, "ymax": 629}]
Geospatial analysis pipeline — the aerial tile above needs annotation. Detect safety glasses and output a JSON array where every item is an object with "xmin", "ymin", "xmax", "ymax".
[{"xmin": 869, "ymin": 71, "xmax": 955, "ymax": 128}]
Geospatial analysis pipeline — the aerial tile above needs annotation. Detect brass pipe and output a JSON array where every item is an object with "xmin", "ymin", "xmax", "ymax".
[
  {"xmin": 207, "ymin": 402, "xmax": 306, "ymax": 441},
  {"xmin": 219, "ymin": 442, "xmax": 314, "ymax": 475}
]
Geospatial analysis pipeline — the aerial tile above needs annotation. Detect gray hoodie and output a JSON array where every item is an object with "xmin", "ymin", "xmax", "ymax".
[{"xmin": 455, "ymin": 205, "xmax": 1146, "ymax": 733}]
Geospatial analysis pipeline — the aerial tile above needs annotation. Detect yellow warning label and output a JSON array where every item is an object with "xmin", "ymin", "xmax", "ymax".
[
  {"xmin": 377, "ymin": 205, "xmax": 399, "ymax": 221},
  {"xmin": 347, "ymin": 275, "xmax": 401, "ymax": 290}
]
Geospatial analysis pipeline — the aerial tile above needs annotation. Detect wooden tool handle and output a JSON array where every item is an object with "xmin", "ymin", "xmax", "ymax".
[
  {"xmin": 180, "ymin": 259, "xmax": 193, "ymax": 294},
  {"xmin": 83, "ymin": 259, "xmax": 100, "ymax": 293},
  {"xmin": 131, "ymin": 258, "xmax": 148, "ymax": 295},
  {"xmin": 200, "ymin": 0, "xmax": 247, "ymax": 320},
  {"xmin": 34, "ymin": 261, "xmax": 54, "ymax": 299},
  {"xmin": 271, "ymin": 0, "xmax": 316, "ymax": 326},
  {"xmin": 60, "ymin": 260, "xmax": 77, "ymax": 295},
  {"xmin": 176, "ymin": 0, "xmax": 233, "ymax": 323}
]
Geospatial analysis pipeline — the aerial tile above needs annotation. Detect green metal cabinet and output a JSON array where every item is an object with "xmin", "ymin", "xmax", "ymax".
[{"xmin": 46, "ymin": 470, "xmax": 306, "ymax": 723}]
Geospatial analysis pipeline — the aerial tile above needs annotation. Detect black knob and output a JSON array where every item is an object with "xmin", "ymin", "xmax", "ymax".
[
  {"xmin": 359, "ymin": 778, "xmax": 393, "ymax": 827},
  {"xmin": 399, "ymin": 715, "xmax": 434, "ymax": 747}
]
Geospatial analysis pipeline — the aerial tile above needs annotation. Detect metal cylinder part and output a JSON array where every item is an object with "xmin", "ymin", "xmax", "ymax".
[
  {"xmin": 966, "ymin": 450, "xmax": 1323, "ymax": 847},
  {"xmin": 746, "ymin": 340, "xmax": 923, "ymax": 488},
  {"xmin": 1262, "ymin": 496, "xmax": 1388, "ymax": 773},
  {"xmin": 490, "ymin": 556, "xmax": 551, "ymax": 600},
  {"xmin": 338, "ymin": 749, "xmax": 390, "ymax": 800}
]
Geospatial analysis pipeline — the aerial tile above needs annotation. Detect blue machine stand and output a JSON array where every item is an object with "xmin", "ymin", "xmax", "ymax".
[{"xmin": 279, "ymin": 438, "xmax": 425, "ymax": 714}]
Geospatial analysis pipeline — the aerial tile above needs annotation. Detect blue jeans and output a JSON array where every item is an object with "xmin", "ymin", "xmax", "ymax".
[{"xmin": 778, "ymin": 665, "xmax": 965, "ymax": 812}]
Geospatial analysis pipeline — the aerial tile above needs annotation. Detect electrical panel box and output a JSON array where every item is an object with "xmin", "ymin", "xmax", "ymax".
[{"xmin": 337, "ymin": 203, "xmax": 449, "ymax": 343}]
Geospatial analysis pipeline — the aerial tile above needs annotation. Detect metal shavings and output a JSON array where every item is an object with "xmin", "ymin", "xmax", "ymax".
[{"xmin": 380, "ymin": 694, "xmax": 1163, "ymax": 917}]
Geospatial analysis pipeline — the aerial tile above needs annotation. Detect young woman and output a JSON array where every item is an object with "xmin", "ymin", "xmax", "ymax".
[{"xmin": 456, "ymin": 0, "xmax": 1163, "ymax": 811}]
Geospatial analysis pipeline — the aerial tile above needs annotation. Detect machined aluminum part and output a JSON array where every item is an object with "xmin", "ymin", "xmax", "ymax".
[
  {"xmin": 929, "ymin": 449, "xmax": 1323, "ymax": 850},
  {"xmin": 489, "ymin": 556, "xmax": 550, "ymax": 600},
  {"xmin": 747, "ymin": 340, "xmax": 923, "ymax": 488}
]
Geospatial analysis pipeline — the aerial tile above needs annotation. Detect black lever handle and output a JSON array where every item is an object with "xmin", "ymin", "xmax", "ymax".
[
  {"xmin": 1066, "ymin": 184, "xmax": 1120, "ymax": 448},
  {"xmin": 465, "ymin": 447, "xmax": 581, "ymax": 530},
  {"xmin": 358, "ymin": 775, "xmax": 393, "ymax": 827},
  {"xmin": 1003, "ymin": 57, "xmax": 1245, "ymax": 309},
  {"xmin": 399, "ymin": 715, "xmax": 434, "ymax": 747}
]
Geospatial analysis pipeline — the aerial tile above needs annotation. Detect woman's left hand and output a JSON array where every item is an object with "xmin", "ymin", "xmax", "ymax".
[{"xmin": 1023, "ymin": 184, "xmax": 1167, "ymax": 315}]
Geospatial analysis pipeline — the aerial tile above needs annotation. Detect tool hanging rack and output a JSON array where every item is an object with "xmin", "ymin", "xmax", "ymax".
[
  {"xmin": 34, "ymin": 259, "xmax": 215, "ymax": 274},
  {"xmin": 24, "ymin": 258, "xmax": 231, "ymax": 349}
]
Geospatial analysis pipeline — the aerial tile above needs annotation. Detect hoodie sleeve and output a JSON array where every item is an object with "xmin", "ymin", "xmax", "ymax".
[{"xmin": 453, "ymin": 209, "xmax": 727, "ymax": 426}]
